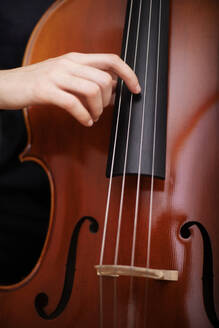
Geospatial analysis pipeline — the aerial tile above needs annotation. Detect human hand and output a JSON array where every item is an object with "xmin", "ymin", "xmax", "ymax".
[{"xmin": 0, "ymin": 53, "xmax": 141, "ymax": 127}]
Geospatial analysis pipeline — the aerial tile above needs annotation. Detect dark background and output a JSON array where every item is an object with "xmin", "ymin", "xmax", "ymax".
[{"xmin": 0, "ymin": 0, "xmax": 54, "ymax": 284}]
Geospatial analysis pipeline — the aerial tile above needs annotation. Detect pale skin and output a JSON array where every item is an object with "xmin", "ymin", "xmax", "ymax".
[{"xmin": 0, "ymin": 52, "xmax": 141, "ymax": 127}]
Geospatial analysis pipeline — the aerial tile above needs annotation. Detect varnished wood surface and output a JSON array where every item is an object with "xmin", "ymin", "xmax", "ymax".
[{"xmin": 0, "ymin": 0, "xmax": 218, "ymax": 327}]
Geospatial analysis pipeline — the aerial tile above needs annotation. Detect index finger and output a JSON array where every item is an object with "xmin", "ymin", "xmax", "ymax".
[{"xmin": 66, "ymin": 53, "xmax": 141, "ymax": 94}]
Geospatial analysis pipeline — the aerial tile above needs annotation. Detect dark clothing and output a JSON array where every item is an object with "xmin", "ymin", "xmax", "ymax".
[{"xmin": 0, "ymin": 0, "xmax": 54, "ymax": 284}]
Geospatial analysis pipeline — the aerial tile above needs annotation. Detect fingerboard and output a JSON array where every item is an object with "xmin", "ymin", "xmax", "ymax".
[{"xmin": 106, "ymin": 0, "xmax": 170, "ymax": 179}]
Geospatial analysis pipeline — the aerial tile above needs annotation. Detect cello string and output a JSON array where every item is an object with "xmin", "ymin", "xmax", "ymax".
[
  {"xmin": 99, "ymin": 2, "xmax": 135, "ymax": 327},
  {"xmin": 143, "ymin": 3, "xmax": 162, "ymax": 325},
  {"xmin": 130, "ymin": 0, "xmax": 153, "ymax": 267},
  {"xmin": 111, "ymin": 2, "xmax": 143, "ymax": 327},
  {"xmin": 114, "ymin": 0, "xmax": 143, "ymax": 266},
  {"xmin": 127, "ymin": 277, "xmax": 135, "ymax": 328},
  {"xmin": 146, "ymin": 0, "xmax": 162, "ymax": 269},
  {"xmin": 99, "ymin": 0, "xmax": 134, "ymax": 266},
  {"xmin": 99, "ymin": 276, "xmax": 103, "ymax": 328},
  {"xmin": 126, "ymin": 2, "xmax": 152, "ymax": 327},
  {"xmin": 98, "ymin": 2, "xmax": 134, "ymax": 326},
  {"xmin": 113, "ymin": 277, "xmax": 118, "ymax": 328}
]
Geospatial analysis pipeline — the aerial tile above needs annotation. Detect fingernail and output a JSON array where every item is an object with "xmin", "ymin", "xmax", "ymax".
[
  {"xmin": 87, "ymin": 119, "xmax": 94, "ymax": 127},
  {"xmin": 135, "ymin": 84, "xmax": 141, "ymax": 94}
]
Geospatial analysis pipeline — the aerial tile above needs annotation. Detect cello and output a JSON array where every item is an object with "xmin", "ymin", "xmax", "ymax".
[{"xmin": 0, "ymin": 0, "xmax": 219, "ymax": 327}]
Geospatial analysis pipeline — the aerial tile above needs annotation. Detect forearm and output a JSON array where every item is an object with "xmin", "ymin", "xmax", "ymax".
[{"xmin": 0, "ymin": 67, "xmax": 35, "ymax": 109}]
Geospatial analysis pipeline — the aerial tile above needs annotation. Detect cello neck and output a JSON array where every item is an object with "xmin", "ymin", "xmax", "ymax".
[{"xmin": 106, "ymin": 0, "xmax": 170, "ymax": 179}]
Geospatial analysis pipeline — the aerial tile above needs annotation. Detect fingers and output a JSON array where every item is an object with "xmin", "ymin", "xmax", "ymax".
[
  {"xmin": 50, "ymin": 87, "xmax": 94, "ymax": 127},
  {"xmin": 67, "ymin": 63, "xmax": 114, "ymax": 108},
  {"xmin": 54, "ymin": 53, "xmax": 140, "ymax": 124},
  {"xmin": 58, "ymin": 75, "xmax": 103, "ymax": 121},
  {"xmin": 65, "ymin": 53, "xmax": 141, "ymax": 95}
]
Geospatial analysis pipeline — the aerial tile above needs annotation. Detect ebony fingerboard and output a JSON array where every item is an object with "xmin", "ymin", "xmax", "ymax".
[{"xmin": 106, "ymin": 0, "xmax": 170, "ymax": 179}]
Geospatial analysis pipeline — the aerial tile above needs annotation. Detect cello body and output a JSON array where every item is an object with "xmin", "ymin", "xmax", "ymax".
[{"xmin": 0, "ymin": 0, "xmax": 219, "ymax": 327}]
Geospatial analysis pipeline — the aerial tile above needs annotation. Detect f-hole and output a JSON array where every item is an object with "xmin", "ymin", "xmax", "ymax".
[
  {"xmin": 35, "ymin": 216, "xmax": 99, "ymax": 320},
  {"xmin": 180, "ymin": 221, "xmax": 219, "ymax": 327}
]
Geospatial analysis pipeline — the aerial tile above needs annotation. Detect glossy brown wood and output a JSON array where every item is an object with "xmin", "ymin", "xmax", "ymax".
[{"xmin": 0, "ymin": 0, "xmax": 218, "ymax": 327}]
